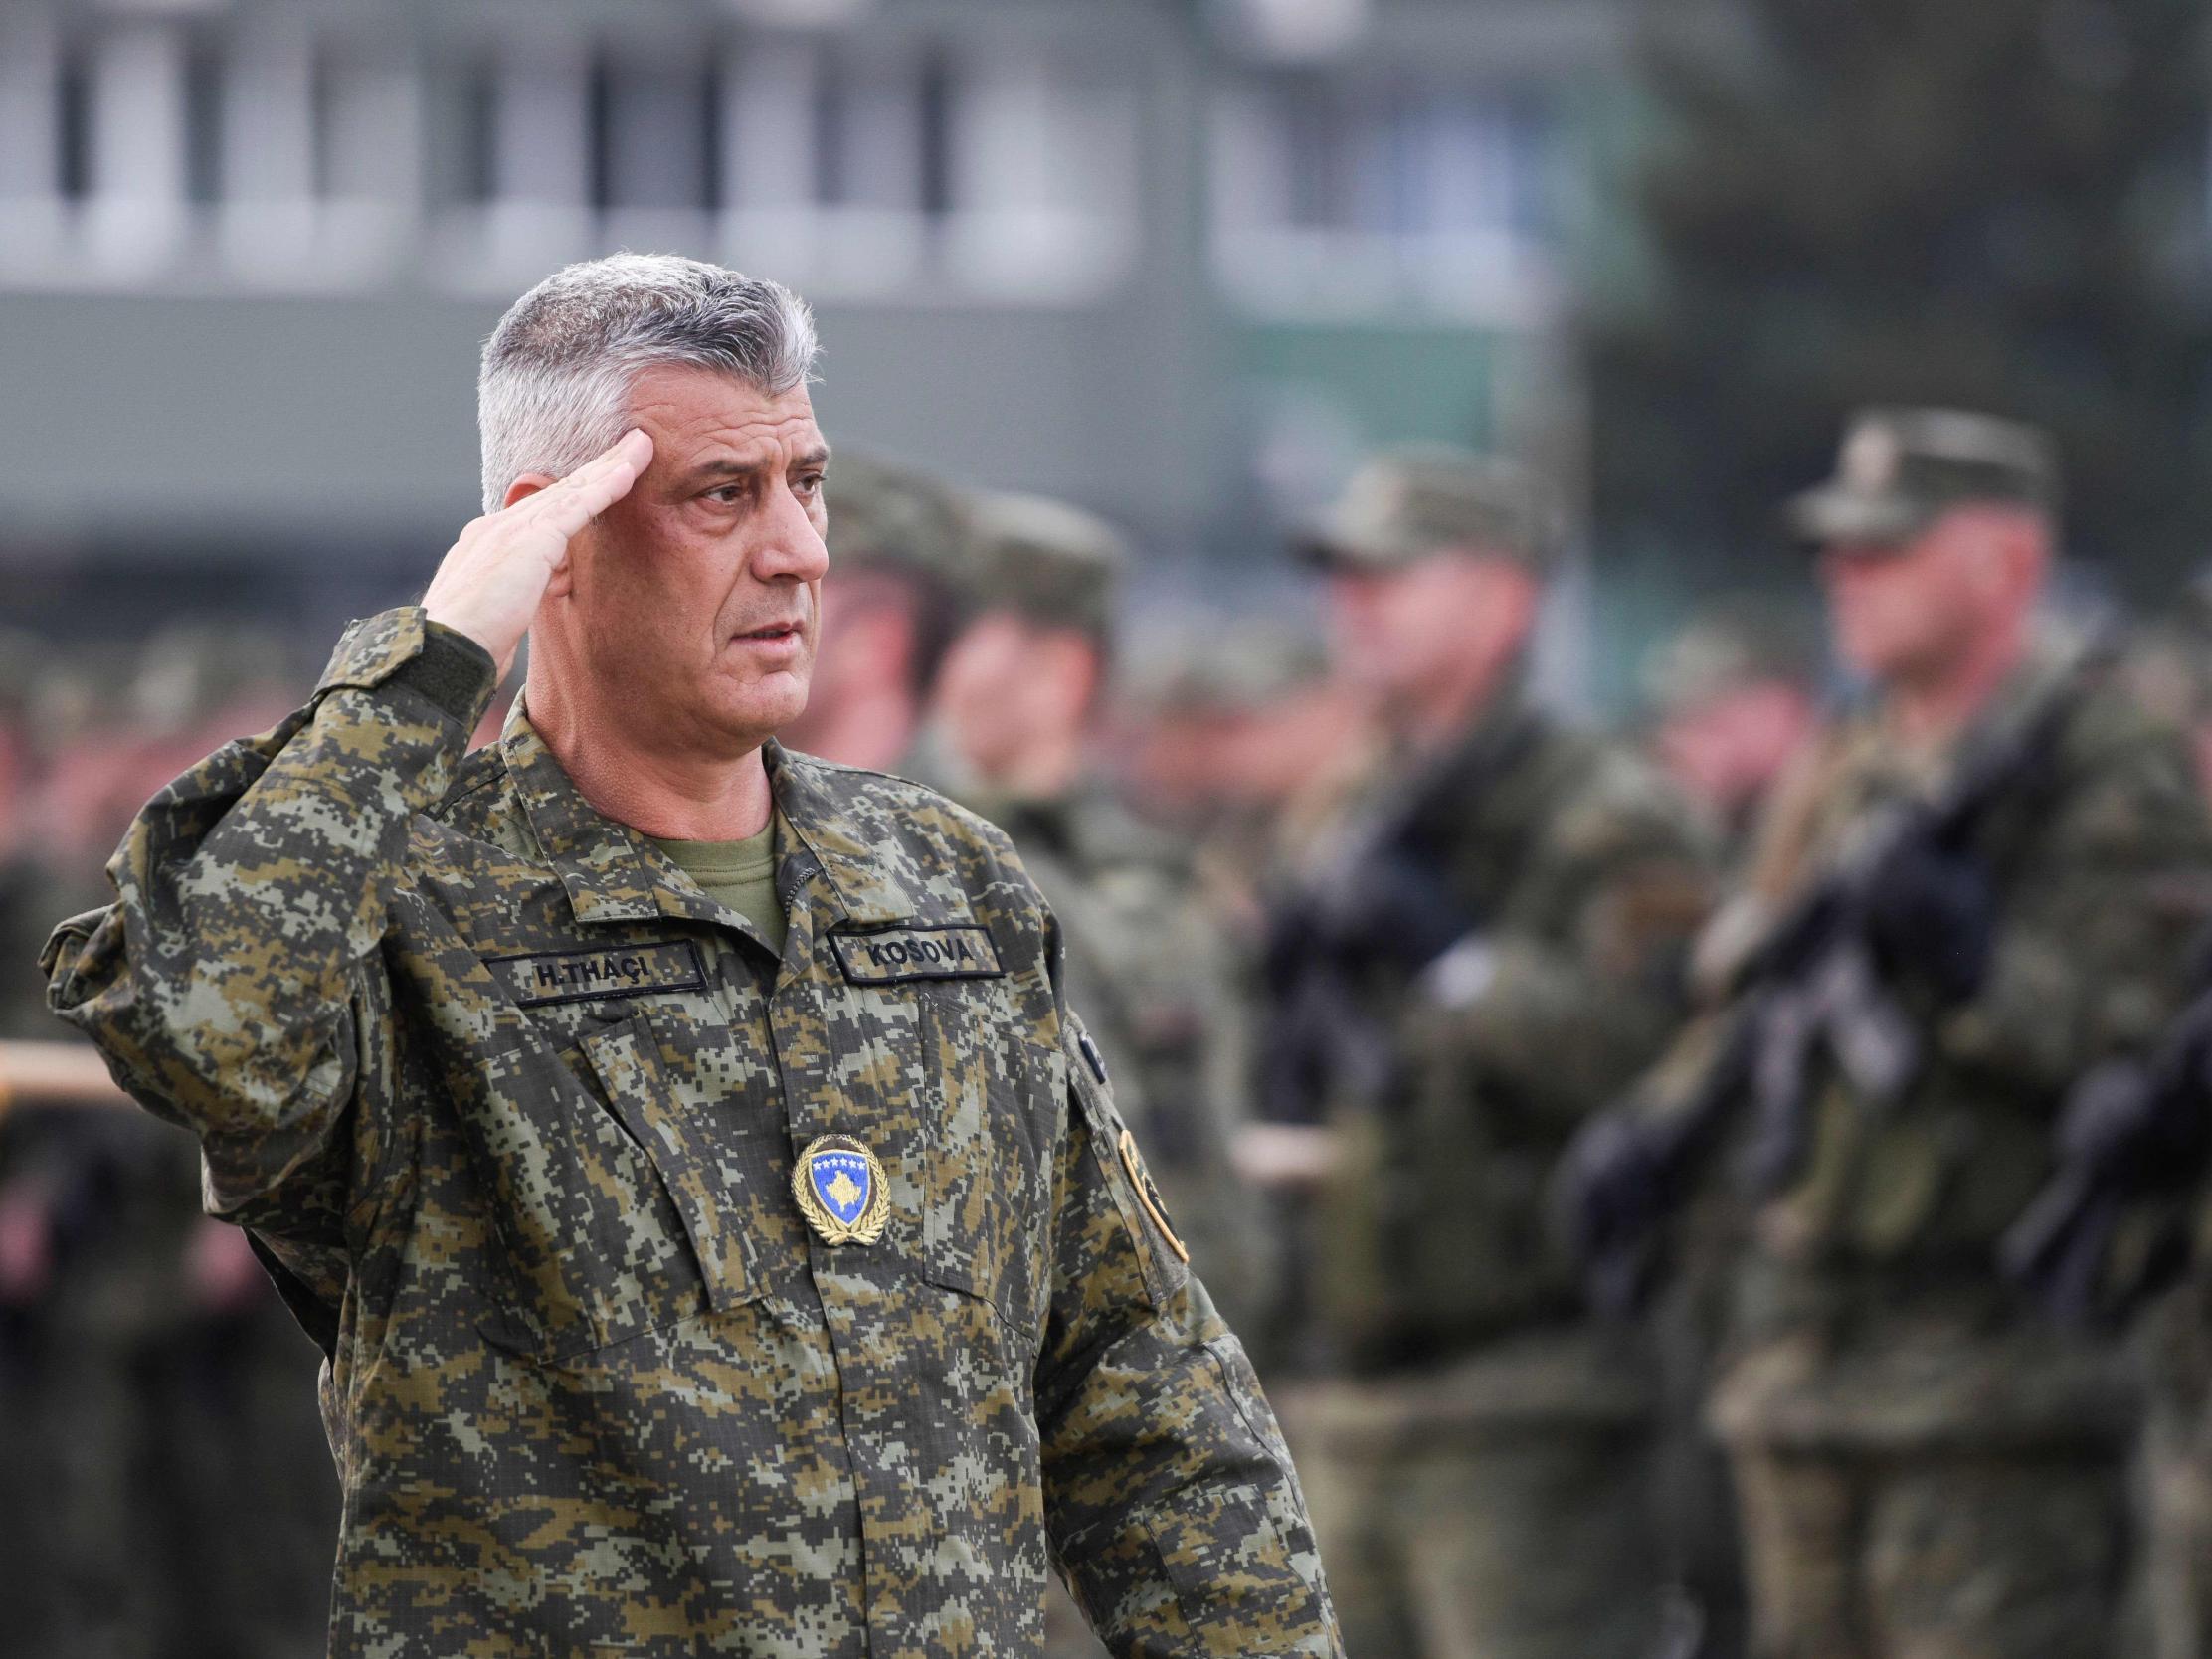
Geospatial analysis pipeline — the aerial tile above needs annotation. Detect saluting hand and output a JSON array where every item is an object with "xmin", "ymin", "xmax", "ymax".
[{"xmin": 421, "ymin": 428, "xmax": 654, "ymax": 681}]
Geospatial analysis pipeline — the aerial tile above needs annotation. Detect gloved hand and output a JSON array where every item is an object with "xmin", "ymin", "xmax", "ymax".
[
  {"xmin": 2002, "ymin": 1054, "xmax": 2202, "ymax": 1325},
  {"xmin": 1862, "ymin": 836, "xmax": 1997, "ymax": 1005},
  {"xmin": 1554, "ymin": 1105, "xmax": 1685, "ymax": 1317}
]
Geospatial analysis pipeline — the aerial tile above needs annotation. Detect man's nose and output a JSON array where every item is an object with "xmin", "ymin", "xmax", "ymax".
[{"xmin": 753, "ymin": 488, "xmax": 830, "ymax": 582}]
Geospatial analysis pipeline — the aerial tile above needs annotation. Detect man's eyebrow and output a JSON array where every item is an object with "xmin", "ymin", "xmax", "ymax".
[
  {"xmin": 678, "ymin": 444, "xmax": 832, "ymax": 486},
  {"xmin": 679, "ymin": 457, "xmax": 766, "ymax": 487}
]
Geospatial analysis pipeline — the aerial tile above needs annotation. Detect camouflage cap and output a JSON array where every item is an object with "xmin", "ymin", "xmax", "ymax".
[
  {"xmin": 1296, "ymin": 444, "xmax": 1563, "ymax": 573},
  {"xmin": 825, "ymin": 452, "xmax": 969, "ymax": 583},
  {"xmin": 1641, "ymin": 597, "xmax": 1822, "ymax": 719},
  {"xmin": 1786, "ymin": 408, "xmax": 2060, "ymax": 547},
  {"xmin": 1118, "ymin": 615, "xmax": 1328, "ymax": 716},
  {"xmin": 965, "ymin": 491, "xmax": 1127, "ymax": 643}
]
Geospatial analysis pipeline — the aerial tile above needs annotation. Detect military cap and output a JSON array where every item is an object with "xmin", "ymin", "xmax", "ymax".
[
  {"xmin": 824, "ymin": 452, "xmax": 969, "ymax": 583},
  {"xmin": 1297, "ymin": 444, "xmax": 1563, "ymax": 573},
  {"xmin": 965, "ymin": 490, "xmax": 1127, "ymax": 643},
  {"xmin": 1641, "ymin": 598, "xmax": 1821, "ymax": 719},
  {"xmin": 1786, "ymin": 407, "xmax": 2060, "ymax": 546},
  {"xmin": 1119, "ymin": 615, "xmax": 1327, "ymax": 717}
]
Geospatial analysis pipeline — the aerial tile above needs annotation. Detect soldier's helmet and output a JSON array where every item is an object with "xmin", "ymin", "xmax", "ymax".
[
  {"xmin": 962, "ymin": 491, "xmax": 1129, "ymax": 647},
  {"xmin": 1786, "ymin": 408, "xmax": 2060, "ymax": 547},
  {"xmin": 1295, "ymin": 444, "xmax": 1564, "ymax": 574}
]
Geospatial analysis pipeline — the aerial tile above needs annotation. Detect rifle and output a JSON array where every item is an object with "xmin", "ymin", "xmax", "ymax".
[
  {"xmin": 2000, "ymin": 964, "xmax": 2212, "ymax": 1325},
  {"xmin": 1567, "ymin": 642, "xmax": 2110, "ymax": 1315},
  {"xmin": 1257, "ymin": 712, "xmax": 1537, "ymax": 1126}
]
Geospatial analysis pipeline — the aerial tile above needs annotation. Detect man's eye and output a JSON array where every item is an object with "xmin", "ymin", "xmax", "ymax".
[
  {"xmin": 795, "ymin": 474, "xmax": 824, "ymax": 499},
  {"xmin": 705, "ymin": 485, "xmax": 744, "ymax": 505}
]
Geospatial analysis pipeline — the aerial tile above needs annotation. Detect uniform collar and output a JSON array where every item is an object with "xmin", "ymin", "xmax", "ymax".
[{"xmin": 497, "ymin": 693, "xmax": 926, "ymax": 931}]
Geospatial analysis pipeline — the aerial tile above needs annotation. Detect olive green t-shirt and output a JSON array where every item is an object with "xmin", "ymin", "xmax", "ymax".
[{"xmin": 646, "ymin": 819, "xmax": 786, "ymax": 961}]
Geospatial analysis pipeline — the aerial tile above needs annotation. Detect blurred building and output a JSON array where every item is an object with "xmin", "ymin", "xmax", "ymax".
[{"xmin": 0, "ymin": 0, "xmax": 1627, "ymax": 687}]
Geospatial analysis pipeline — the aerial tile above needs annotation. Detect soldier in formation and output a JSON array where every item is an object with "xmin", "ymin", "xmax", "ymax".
[
  {"xmin": 776, "ymin": 451, "xmax": 971, "ymax": 775},
  {"xmin": 923, "ymin": 489, "xmax": 1271, "ymax": 1340},
  {"xmin": 1642, "ymin": 597, "xmax": 1824, "ymax": 854},
  {"xmin": 1257, "ymin": 445, "xmax": 1718, "ymax": 1658},
  {"xmin": 1, "ymin": 623, "xmax": 339, "ymax": 1658},
  {"xmin": 1569, "ymin": 407, "xmax": 2212, "ymax": 1659}
]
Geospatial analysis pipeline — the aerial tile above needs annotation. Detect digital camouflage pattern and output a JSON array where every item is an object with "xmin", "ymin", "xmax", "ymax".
[
  {"xmin": 1276, "ymin": 683, "xmax": 1715, "ymax": 1659},
  {"xmin": 1686, "ymin": 640, "xmax": 2212, "ymax": 1658},
  {"xmin": 41, "ymin": 606, "xmax": 1340, "ymax": 1659}
]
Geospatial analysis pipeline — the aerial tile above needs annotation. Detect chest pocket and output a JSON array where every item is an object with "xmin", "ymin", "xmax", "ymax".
[
  {"xmin": 837, "ymin": 966, "xmax": 1054, "ymax": 1339},
  {"xmin": 466, "ymin": 1009, "xmax": 757, "ymax": 1361}
]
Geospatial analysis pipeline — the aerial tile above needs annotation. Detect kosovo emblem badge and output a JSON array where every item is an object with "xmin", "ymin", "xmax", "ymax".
[{"xmin": 793, "ymin": 1134, "xmax": 890, "ymax": 1246}]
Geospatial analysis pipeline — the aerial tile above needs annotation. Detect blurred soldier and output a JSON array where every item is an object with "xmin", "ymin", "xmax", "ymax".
[
  {"xmin": 2070, "ymin": 575, "xmax": 2212, "ymax": 1659},
  {"xmin": 2, "ymin": 621, "xmax": 339, "ymax": 1657},
  {"xmin": 1569, "ymin": 409, "xmax": 2212, "ymax": 1659},
  {"xmin": 1115, "ymin": 616, "xmax": 1370, "ymax": 929},
  {"xmin": 1265, "ymin": 446, "xmax": 1716, "ymax": 1659},
  {"xmin": 929, "ymin": 492, "xmax": 1271, "ymax": 1342},
  {"xmin": 1643, "ymin": 598, "xmax": 1823, "ymax": 850},
  {"xmin": 777, "ymin": 451, "xmax": 968, "ymax": 771}
]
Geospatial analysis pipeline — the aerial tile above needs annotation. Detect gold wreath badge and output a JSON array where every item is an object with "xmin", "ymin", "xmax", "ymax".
[
  {"xmin": 1118, "ymin": 1128, "xmax": 1190, "ymax": 1263},
  {"xmin": 793, "ymin": 1133, "xmax": 891, "ymax": 1246}
]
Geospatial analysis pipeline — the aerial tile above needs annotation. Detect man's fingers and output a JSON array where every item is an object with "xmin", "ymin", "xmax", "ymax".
[{"xmin": 519, "ymin": 429, "xmax": 654, "ymax": 533}]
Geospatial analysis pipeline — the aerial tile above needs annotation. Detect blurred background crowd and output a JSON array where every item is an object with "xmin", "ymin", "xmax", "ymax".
[{"xmin": 12, "ymin": 0, "xmax": 2212, "ymax": 1657}]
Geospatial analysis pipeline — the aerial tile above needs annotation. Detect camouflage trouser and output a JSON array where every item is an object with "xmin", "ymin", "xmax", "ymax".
[
  {"xmin": 1729, "ymin": 1438, "xmax": 2129, "ymax": 1659},
  {"xmin": 1280, "ymin": 1332, "xmax": 1663, "ymax": 1659}
]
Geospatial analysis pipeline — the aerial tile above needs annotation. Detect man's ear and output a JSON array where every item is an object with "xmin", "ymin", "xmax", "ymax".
[{"xmin": 502, "ymin": 473, "xmax": 554, "ymax": 509}]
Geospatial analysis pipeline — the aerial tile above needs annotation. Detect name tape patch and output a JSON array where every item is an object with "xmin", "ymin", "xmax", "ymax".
[
  {"xmin": 830, "ymin": 924, "xmax": 1005, "ymax": 985},
  {"xmin": 491, "ymin": 940, "xmax": 707, "ymax": 1008}
]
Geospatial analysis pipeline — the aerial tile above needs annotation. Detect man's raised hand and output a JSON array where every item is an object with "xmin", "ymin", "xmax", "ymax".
[{"xmin": 421, "ymin": 428, "xmax": 654, "ymax": 681}]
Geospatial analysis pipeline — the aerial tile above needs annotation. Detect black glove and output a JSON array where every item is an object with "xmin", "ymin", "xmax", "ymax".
[
  {"xmin": 1862, "ymin": 836, "xmax": 1997, "ymax": 1005},
  {"xmin": 2002, "ymin": 1055, "xmax": 2203, "ymax": 1325},
  {"xmin": 1555, "ymin": 1105, "xmax": 1687, "ymax": 1317}
]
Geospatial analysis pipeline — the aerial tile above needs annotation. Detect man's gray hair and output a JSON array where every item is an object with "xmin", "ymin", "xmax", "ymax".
[{"xmin": 477, "ymin": 253, "xmax": 819, "ymax": 512}]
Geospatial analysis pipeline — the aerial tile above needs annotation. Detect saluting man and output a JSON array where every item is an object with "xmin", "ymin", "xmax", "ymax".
[{"xmin": 40, "ymin": 254, "xmax": 1339, "ymax": 1659}]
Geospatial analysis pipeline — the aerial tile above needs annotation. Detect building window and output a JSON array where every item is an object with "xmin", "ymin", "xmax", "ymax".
[
  {"xmin": 0, "ymin": 9, "xmax": 1141, "ymax": 307},
  {"xmin": 1212, "ymin": 71, "xmax": 1559, "ymax": 322}
]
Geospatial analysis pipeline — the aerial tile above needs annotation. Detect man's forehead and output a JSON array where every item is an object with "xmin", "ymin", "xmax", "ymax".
[{"xmin": 627, "ymin": 364, "xmax": 824, "ymax": 459}]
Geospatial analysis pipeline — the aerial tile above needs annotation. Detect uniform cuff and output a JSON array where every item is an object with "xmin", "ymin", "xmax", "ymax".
[
  {"xmin": 390, "ymin": 621, "xmax": 499, "ymax": 728},
  {"xmin": 314, "ymin": 607, "xmax": 498, "ymax": 730}
]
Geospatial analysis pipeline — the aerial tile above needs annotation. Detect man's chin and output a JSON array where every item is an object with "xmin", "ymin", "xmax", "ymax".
[{"xmin": 706, "ymin": 675, "xmax": 811, "ymax": 748}]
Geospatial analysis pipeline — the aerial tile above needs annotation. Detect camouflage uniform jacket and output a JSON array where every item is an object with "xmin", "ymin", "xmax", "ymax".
[
  {"xmin": 1280, "ymin": 685, "xmax": 1716, "ymax": 1371},
  {"xmin": 39, "ymin": 607, "xmax": 1340, "ymax": 1659},
  {"xmin": 1697, "ymin": 641, "xmax": 2212, "ymax": 1448}
]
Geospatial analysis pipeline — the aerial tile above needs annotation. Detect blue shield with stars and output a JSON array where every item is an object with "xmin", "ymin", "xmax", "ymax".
[{"xmin": 807, "ymin": 1147, "xmax": 873, "ymax": 1228}]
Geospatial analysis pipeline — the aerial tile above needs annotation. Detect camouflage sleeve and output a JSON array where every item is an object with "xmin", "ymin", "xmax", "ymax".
[
  {"xmin": 1036, "ymin": 1011, "xmax": 1341, "ymax": 1657},
  {"xmin": 1941, "ymin": 711, "xmax": 2212, "ymax": 1089},
  {"xmin": 36, "ymin": 607, "xmax": 497, "ymax": 1243},
  {"xmin": 1419, "ymin": 765, "xmax": 1716, "ymax": 1124}
]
